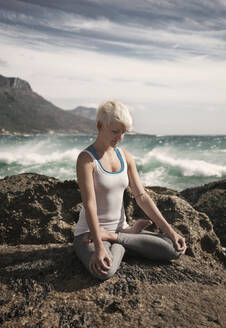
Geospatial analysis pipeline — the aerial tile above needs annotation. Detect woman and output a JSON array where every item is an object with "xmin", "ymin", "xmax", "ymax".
[{"xmin": 74, "ymin": 100, "xmax": 186, "ymax": 280}]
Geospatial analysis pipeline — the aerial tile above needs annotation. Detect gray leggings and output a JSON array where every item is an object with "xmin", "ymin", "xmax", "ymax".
[{"xmin": 73, "ymin": 230, "xmax": 181, "ymax": 280}]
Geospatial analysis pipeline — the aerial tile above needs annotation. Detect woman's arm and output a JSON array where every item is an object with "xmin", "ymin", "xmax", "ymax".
[
  {"xmin": 123, "ymin": 149, "xmax": 186, "ymax": 253},
  {"xmin": 76, "ymin": 152, "xmax": 112, "ymax": 274}
]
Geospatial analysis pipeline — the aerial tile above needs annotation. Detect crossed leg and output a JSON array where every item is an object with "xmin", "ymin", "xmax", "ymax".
[
  {"xmin": 74, "ymin": 222, "xmax": 181, "ymax": 280},
  {"xmin": 117, "ymin": 230, "xmax": 182, "ymax": 261},
  {"xmin": 74, "ymin": 233, "xmax": 125, "ymax": 280}
]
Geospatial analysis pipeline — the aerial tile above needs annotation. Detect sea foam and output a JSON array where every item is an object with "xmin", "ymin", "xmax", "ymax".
[
  {"xmin": 0, "ymin": 139, "xmax": 81, "ymax": 165},
  {"xmin": 138, "ymin": 148, "xmax": 226, "ymax": 178},
  {"xmin": 1, "ymin": 135, "xmax": 226, "ymax": 189}
]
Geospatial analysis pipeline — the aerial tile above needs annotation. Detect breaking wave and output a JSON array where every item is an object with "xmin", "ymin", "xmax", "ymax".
[{"xmin": 0, "ymin": 134, "xmax": 226, "ymax": 189}]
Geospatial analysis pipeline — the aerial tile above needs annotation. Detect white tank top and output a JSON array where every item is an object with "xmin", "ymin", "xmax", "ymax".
[{"xmin": 74, "ymin": 146, "xmax": 129, "ymax": 236}]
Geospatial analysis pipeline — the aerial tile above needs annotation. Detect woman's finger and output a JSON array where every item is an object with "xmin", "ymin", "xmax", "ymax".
[
  {"xmin": 177, "ymin": 238, "xmax": 187, "ymax": 253},
  {"xmin": 100, "ymin": 256, "xmax": 112, "ymax": 270},
  {"xmin": 90, "ymin": 257, "xmax": 110, "ymax": 275},
  {"xmin": 95, "ymin": 263, "xmax": 109, "ymax": 275},
  {"xmin": 91, "ymin": 262, "xmax": 103, "ymax": 275},
  {"xmin": 173, "ymin": 236, "xmax": 186, "ymax": 251}
]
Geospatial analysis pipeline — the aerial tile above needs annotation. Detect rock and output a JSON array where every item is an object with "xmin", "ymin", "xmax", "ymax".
[
  {"xmin": 0, "ymin": 75, "xmax": 32, "ymax": 91},
  {"xmin": 0, "ymin": 173, "xmax": 225, "ymax": 264},
  {"xmin": 0, "ymin": 174, "xmax": 226, "ymax": 328},
  {"xmin": 181, "ymin": 179, "xmax": 226, "ymax": 247},
  {"xmin": 0, "ymin": 173, "xmax": 224, "ymax": 259},
  {"xmin": 0, "ymin": 173, "xmax": 82, "ymax": 245},
  {"xmin": 0, "ymin": 243, "xmax": 225, "ymax": 328},
  {"xmin": 124, "ymin": 186, "xmax": 224, "ymax": 264}
]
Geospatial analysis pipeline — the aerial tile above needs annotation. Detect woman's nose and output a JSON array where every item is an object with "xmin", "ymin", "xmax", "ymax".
[{"xmin": 118, "ymin": 133, "xmax": 124, "ymax": 140}]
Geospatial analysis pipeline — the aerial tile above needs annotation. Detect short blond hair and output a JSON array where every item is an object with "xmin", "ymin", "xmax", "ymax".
[{"xmin": 96, "ymin": 100, "xmax": 133, "ymax": 131}]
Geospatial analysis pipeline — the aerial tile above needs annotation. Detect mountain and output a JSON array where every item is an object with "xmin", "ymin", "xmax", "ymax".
[
  {"xmin": 69, "ymin": 106, "xmax": 97, "ymax": 121},
  {"xmin": 0, "ymin": 75, "xmax": 97, "ymax": 135}
]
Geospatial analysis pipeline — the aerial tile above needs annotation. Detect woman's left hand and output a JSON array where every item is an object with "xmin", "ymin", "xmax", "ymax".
[{"xmin": 170, "ymin": 231, "xmax": 187, "ymax": 254}]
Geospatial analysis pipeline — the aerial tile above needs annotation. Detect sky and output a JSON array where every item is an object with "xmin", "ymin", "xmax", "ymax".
[{"xmin": 0, "ymin": 0, "xmax": 226, "ymax": 134}]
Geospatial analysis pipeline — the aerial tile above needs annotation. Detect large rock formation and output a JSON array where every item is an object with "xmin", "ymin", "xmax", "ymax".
[
  {"xmin": 125, "ymin": 189, "xmax": 224, "ymax": 264},
  {"xmin": 0, "ymin": 174, "xmax": 225, "ymax": 328},
  {"xmin": 0, "ymin": 174, "xmax": 81, "ymax": 245},
  {"xmin": 181, "ymin": 179, "xmax": 226, "ymax": 247},
  {"xmin": 0, "ymin": 74, "xmax": 96, "ymax": 135},
  {"xmin": 0, "ymin": 76, "xmax": 32, "ymax": 91},
  {"xmin": 0, "ymin": 173, "xmax": 224, "ymax": 262}
]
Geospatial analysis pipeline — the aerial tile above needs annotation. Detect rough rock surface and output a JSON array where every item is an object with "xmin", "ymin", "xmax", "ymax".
[
  {"xmin": 181, "ymin": 179, "xmax": 226, "ymax": 246},
  {"xmin": 0, "ymin": 173, "xmax": 225, "ymax": 328},
  {"xmin": 124, "ymin": 186, "xmax": 224, "ymax": 263},
  {"xmin": 0, "ymin": 173, "xmax": 81, "ymax": 245}
]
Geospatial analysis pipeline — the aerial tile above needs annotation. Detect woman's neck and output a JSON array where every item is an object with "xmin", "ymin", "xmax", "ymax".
[{"xmin": 92, "ymin": 136, "xmax": 114, "ymax": 156}]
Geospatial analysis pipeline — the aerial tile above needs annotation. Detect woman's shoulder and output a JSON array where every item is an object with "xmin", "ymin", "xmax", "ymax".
[{"xmin": 77, "ymin": 148, "xmax": 95, "ymax": 165}]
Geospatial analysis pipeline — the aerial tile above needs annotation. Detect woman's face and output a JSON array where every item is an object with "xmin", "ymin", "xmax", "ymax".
[{"xmin": 100, "ymin": 121, "xmax": 126, "ymax": 147}]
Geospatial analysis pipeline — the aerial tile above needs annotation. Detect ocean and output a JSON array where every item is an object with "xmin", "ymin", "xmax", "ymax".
[{"xmin": 0, "ymin": 134, "xmax": 226, "ymax": 191}]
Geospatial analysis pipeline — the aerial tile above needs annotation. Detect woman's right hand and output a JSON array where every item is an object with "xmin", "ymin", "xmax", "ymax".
[{"xmin": 89, "ymin": 247, "xmax": 112, "ymax": 276}]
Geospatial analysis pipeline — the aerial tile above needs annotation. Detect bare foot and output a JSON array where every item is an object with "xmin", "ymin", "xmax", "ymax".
[
  {"xmin": 83, "ymin": 228, "xmax": 118, "ymax": 244},
  {"xmin": 83, "ymin": 220, "xmax": 152, "ymax": 244},
  {"xmin": 121, "ymin": 219, "xmax": 152, "ymax": 234}
]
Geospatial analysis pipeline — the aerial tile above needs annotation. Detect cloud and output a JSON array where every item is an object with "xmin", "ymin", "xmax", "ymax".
[
  {"xmin": 1, "ymin": 41, "xmax": 225, "ymax": 107},
  {"xmin": 0, "ymin": 0, "xmax": 226, "ymax": 60},
  {"xmin": 0, "ymin": 57, "xmax": 8, "ymax": 67},
  {"xmin": 0, "ymin": 0, "xmax": 226, "ymax": 133}
]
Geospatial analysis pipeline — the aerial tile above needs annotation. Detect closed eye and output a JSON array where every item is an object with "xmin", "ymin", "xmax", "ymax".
[{"xmin": 112, "ymin": 129, "xmax": 126, "ymax": 134}]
